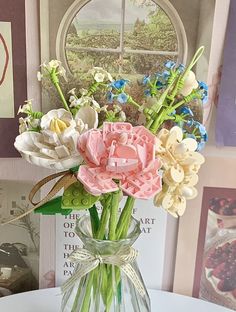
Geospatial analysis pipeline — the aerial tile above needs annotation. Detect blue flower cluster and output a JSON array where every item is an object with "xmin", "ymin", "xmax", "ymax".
[
  {"xmin": 107, "ymin": 79, "xmax": 129, "ymax": 104},
  {"xmin": 142, "ymin": 61, "xmax": 185, "ymax": 97},
  {"xmin": 178, "ymin": 106, "xmax": 208, "ymax": 151}
]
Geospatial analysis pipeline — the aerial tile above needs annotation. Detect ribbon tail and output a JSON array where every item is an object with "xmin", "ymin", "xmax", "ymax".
[
  {"xmin": 61, "ymin": 261, "xmax": 99, "ymax": 294},
  {"xmin": 120, "ymin": 263, "xmax": 146, "ymax": 297},
  {"xmin": 1, "ymin": 171, "xmax": 77, "ymax": 225}
]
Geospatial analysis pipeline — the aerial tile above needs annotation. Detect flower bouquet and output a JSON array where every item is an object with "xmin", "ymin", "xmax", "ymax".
[{"xmin": 6, "ymin": 46, "xmax": 207, "ymax": 312}]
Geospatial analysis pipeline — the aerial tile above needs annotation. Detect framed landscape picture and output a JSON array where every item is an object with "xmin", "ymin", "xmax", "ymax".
[{"xmin": 0, "ymin": 0, "xmax": 27, "ymax": 157}]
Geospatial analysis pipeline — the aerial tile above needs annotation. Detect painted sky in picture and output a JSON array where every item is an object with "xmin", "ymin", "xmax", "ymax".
[
  {"xmin": 73, "ymin": 0, "xmax": 157, "ymax": 31},
  {"xmin": 0, "ymin": 21, "xmax": 14, "ymax": 118}
]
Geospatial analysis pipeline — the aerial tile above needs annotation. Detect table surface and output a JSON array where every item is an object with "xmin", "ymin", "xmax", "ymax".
[{"xmin": 0, "ymin": 287, "xmax": 234, "ymax": 312}]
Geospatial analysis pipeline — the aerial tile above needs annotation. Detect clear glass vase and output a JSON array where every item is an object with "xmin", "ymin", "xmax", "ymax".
[{"xmin": 61, "ymin": 214, "xmax": 151, "ymax": 312}]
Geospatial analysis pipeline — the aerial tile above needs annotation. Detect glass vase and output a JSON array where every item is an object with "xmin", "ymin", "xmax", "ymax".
[{"xmin": 61, "ymin": 213, "xmax": 151, "ymax": 312}]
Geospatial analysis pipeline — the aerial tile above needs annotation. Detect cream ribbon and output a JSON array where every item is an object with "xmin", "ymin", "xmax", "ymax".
[
  {"xmin": 1, "ymin": 170, "xmax": 77, "ymax": 225},
  {"xmin": 61, "ymin": 246, "xmax": 146, "ymax": 297}
]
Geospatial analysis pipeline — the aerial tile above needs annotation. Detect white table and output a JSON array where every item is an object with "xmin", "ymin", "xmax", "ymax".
[{"xmin": 0, "ymin": 288, "xmax": 234, "ymax": 312}]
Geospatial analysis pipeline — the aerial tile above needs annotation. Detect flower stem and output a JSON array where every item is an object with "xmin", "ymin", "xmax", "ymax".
[
  {"xmin": 89, "ymin": 205, "xmax": 100, "ymax": 237},
  {"xmin": 108, "ymin": 191, "xmax": 120, "ymax": 241},
  {"xmin": 116, "ymin": 196, "xmax": 135, "ymax": 239},
  {"xmin": 54, "ymin": 81, "xmax": 71, "ymax": 112},
  {"xmin": 97, "ymin": 196, "xmax": 112, "ymax": 239},
  {"xmin": 50, "ymin": 70, "xmax": 70, "ymax": 112},
  {"xmin": 80, "ymin": 196, "xmax": 111, "ymax": 312}
]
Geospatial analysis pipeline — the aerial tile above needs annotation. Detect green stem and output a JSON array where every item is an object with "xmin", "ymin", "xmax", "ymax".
[
  {"xmin": 116, "ymin": 196, "xmax": 135, "ymax": 239},
  {"xmin": 80, "ymin": 272, "xmax": 95, "ymax": 312},
  {"xmin": 97, "ymin": 196, "xmax": 111, "ymax": 239},
  {"xmin": 108, "ymin": 191, "xmax": 120, "ymax": 240},
  {"xmin": 89, "ymin": 205, "xmax": 100, "ymax": 237},
  {"xmin": 54, "ymin": 81, "xmax": 70, "ymax": 112},
  {"xmin": 128, "ymin": 97, "xmax": 141, "ymax": 109},
  {"xmin": 50, "ymin": 70, "xmax": 70, "ymax": 112},
  {"xmin": 80, "ymin": 196, "xmax": 111, "ymax": 312}
]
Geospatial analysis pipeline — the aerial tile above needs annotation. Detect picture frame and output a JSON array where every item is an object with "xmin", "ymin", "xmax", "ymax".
[
  {"xmin": 174, "ymin": 156, "xmax": 236, "ymax": 309},
  {"xmin": 0, "ymin": 0, "xmax": 27, "ymax": 157}
]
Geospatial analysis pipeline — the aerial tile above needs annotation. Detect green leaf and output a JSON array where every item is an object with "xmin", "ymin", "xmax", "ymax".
[
  {"xmin": 34, "ymin": 196, "xmax": 72, "ymax": 215},
  {"xmin": 62, "ymin": 181, "xmax": 99, "ymax": 210}
]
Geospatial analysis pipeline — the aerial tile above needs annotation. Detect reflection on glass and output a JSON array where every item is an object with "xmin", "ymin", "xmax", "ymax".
[
  {"xmin": 66, "ymin": 0, "xmax": 122, "ymax": 50},
  {"xmin": 124, "ymin": 0, "xmax": 178, "ymax": 51}
]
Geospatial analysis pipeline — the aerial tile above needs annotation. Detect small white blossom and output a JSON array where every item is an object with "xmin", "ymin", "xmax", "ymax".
[
  {"xmin": 69, "ymin": 96, "xmax": 76, "ymax": 103},
  {"xmin": 48, "ymin": 60, "xmax": 61, "ymax": 70},
  {"xmin": 19, "ymin": 117, "xmax": 29, "ymax": 133},
  {"xmin": 79, "ymin": 88, "xmax": 88, "ymax": 96},
  {"xmin": 69, "ymin": 95, "xmax": 100, "ymax": 110},
  {"xmin": 119, "ymin": 111, "xmax": 126, "ymax": 121},
  {"xmin": 68, "ymin": 88, "xmax": 76, "ymax": 96},
  {"xmin": 41, "ymin": 60, "xmax": 67, "ymax": 80},
  {"xmin": 18, "ymin": 100, "xmax": 33, "ymax": 115},
  {"xmin": 89, "ymin": 67, "xmax": 113, "ymax": 82},
  {"xmin": 94, "ymin": 72, "xmax": 105, "ymax": 83}
]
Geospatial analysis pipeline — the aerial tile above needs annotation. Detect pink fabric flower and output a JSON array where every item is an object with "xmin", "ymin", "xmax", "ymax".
[{"xmin": 77, "ymin": 122, "xmax": 162, "ymax": 199}]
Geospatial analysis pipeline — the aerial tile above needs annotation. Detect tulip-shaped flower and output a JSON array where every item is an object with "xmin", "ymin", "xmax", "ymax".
[{"xmin": 77, "ymin": 122, "xmax": 162, "ymax": 199}]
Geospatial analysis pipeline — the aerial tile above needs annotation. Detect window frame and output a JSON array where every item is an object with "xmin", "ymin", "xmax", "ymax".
[{"xmin": 56, "ymin": 0, "xmax": 188, "ymax": 75}]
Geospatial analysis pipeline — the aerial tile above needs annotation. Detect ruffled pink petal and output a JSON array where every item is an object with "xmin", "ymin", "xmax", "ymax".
[
  {"xmin": 120, "ymin": 159, "xmax": 162, "ymax": 199},
  {"xmin": 77, "ymin": 129, "xmax": 106, "ymax": 166},
  {"xmin": 77, "ymin": 165, "xmax": 119, "ymax": 196},
  {"xmin": 133, "ymin": 126, "xmax": 156, "ymax": 167},
  {"xmin": 85, "ymin": 130, "xmax": 106, "ymax": 166}
]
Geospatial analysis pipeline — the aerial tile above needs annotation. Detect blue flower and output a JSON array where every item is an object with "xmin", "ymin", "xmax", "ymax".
[
  {"xmin": 164, "ymin": 60, "xmax": 175, "ymax": 69},
  {"xmin": 195, "ymin": 122, "xmax": 207, "ymax": 136},
  {"xmin": 110, "ymin": 79, "xmax": 129, "ymax": 90},
  {"xmin": 144, "ymin": 89, "xmax": 151, "ymax": 96},
  {"xmin": 177, "ymin": 64, "xmax": 185, "ymax": 73},
  {"xmin": 107, "ymin": 91, "xmax": 114, "ymax": 103},
  {"xmin": 117, "ymin": 92, "xmax": 128, "ymax": 104},
  {"xmin": 198, "ymin": 81, "xmax": 208, "ymax": 104},
  {"xmin": 198, "ymin": 81, "xmax": 208, "ymax": 91},
  {"xmin": 156, "ymin": 70, "xmax": 170, "ymax": 82},
  {"xmin": 143, "ymin": 75, "xmax": 151, "ymax": 85},
  {"xmin": 186, "ymin": 119, "xmax": 195, "ymax": 127},
  {"xmin": 156, "ymin": 81, "xmax": 163, "ymax": 90},
  {"xmin": 180, "ymin": 106, "xmax": 194, "ymax": 116}
]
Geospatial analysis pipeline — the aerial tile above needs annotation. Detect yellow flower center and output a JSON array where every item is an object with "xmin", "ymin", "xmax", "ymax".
[{"xmin": 49, "ymin": 118, "xmax": 69, "ymax": 134}]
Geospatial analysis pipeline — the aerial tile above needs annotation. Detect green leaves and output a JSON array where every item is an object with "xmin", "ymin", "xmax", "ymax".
[{"xmin": 34, "ymin": 196, "xmax": 72, "ymax": 215}]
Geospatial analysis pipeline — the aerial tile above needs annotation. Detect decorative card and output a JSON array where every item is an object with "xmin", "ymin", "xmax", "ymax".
[{"xmin": 0, "ymin": 0, "xmax": 27, "ymax": 157}]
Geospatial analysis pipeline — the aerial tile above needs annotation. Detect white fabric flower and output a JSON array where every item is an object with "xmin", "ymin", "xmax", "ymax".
[
  {"xmin": 179, "ymin": 71, "xmax": 199, "ymax": 97},
  {"xmin": 14, "ymin": 108, "xmax": 98, "ymax": 170}
]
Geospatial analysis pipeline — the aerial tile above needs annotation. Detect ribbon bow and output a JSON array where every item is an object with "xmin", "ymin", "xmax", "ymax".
[{"xmin": 61, "ymin": 246, "xmax": 146, "ymax": 297}]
